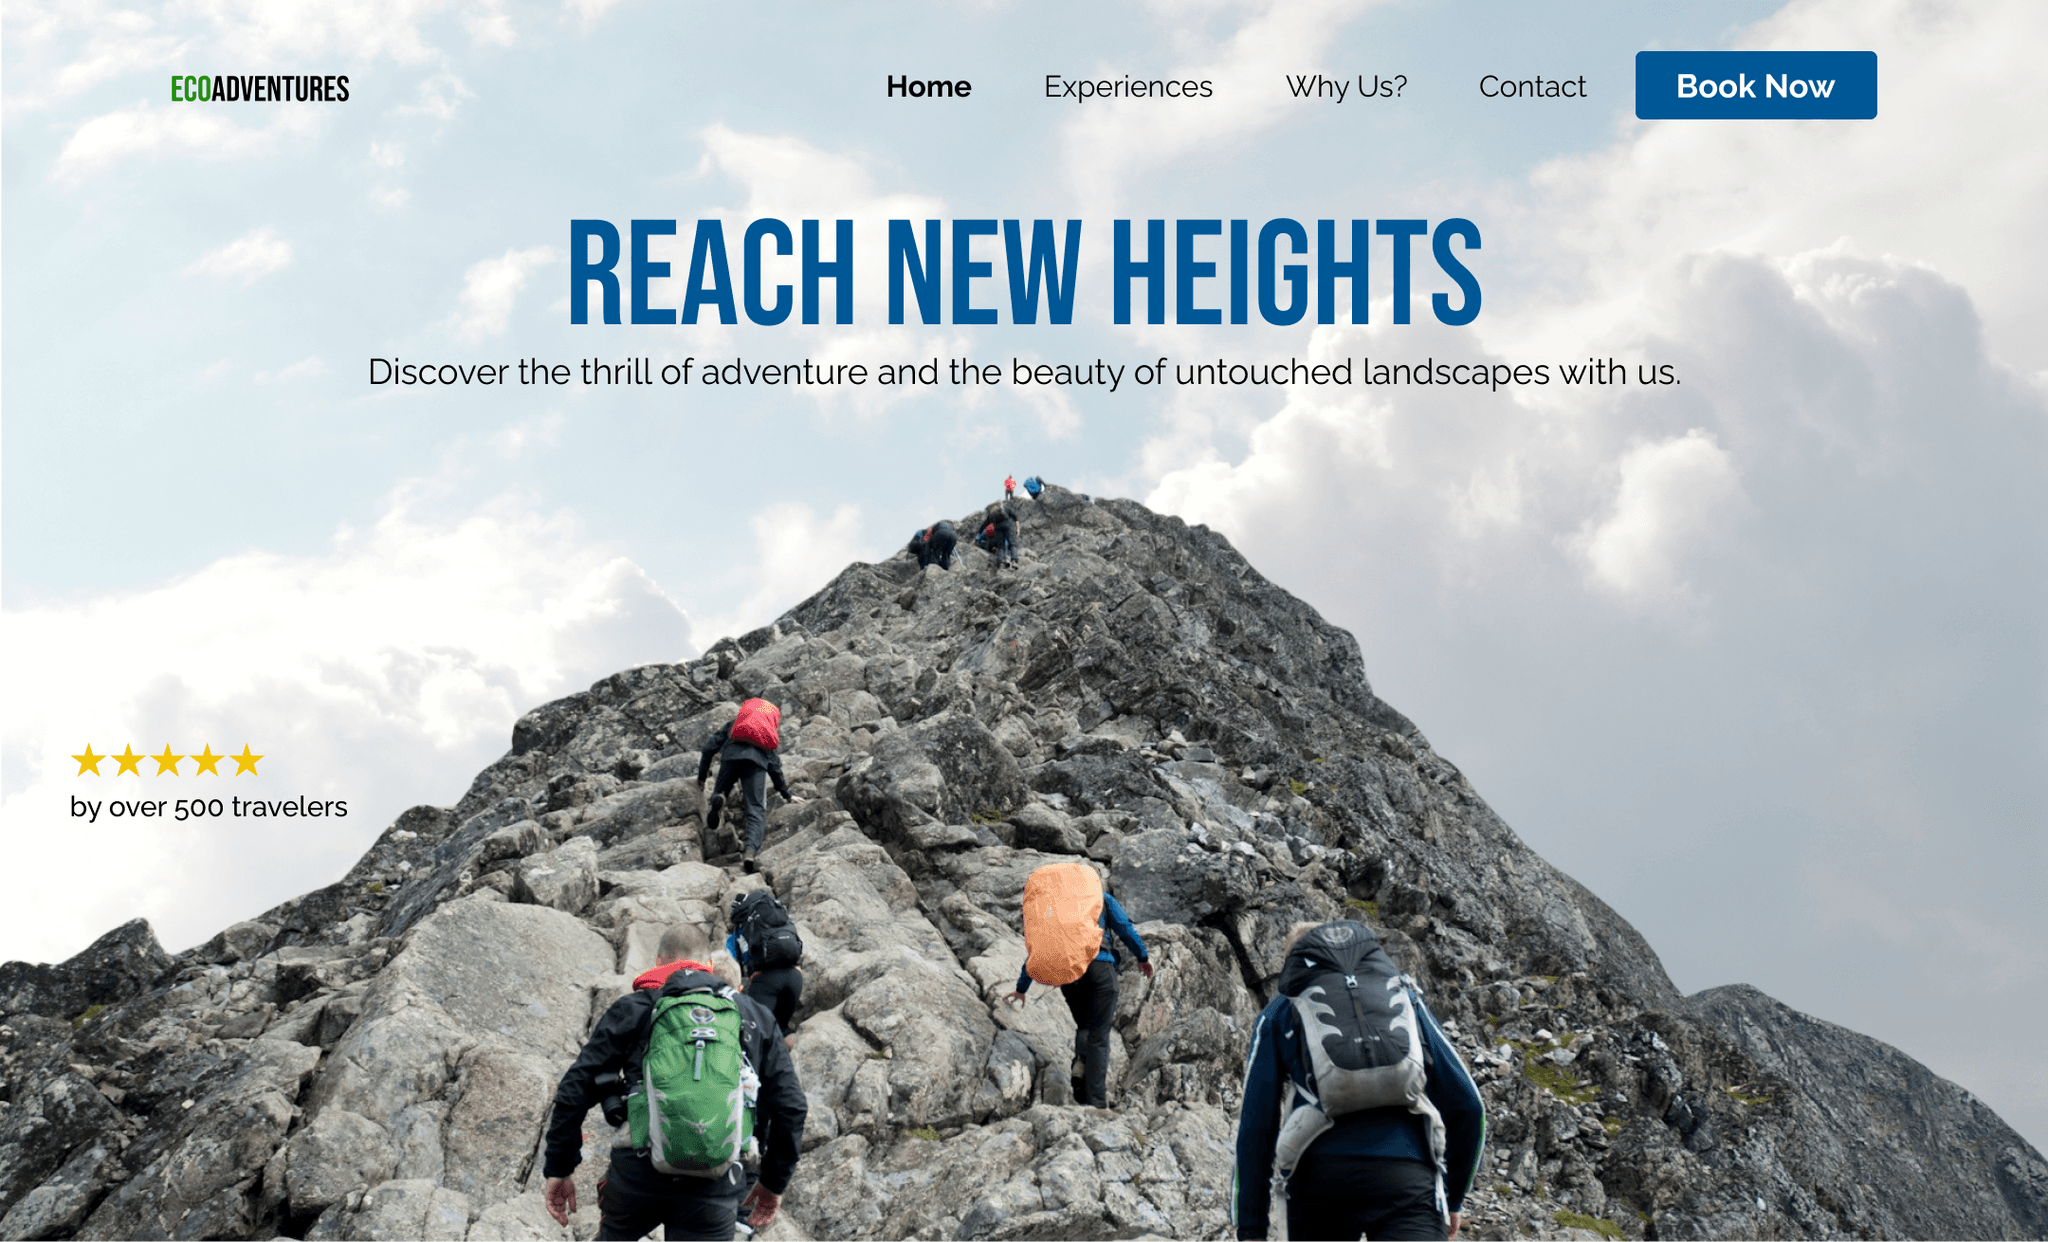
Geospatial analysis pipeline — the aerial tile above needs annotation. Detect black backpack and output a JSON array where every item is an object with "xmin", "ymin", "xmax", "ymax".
[
  {"xmin": 1270, "ymin": 921, "xmax": 1443, "ymax": 1177},
  {"xmin": 732, "ymin": 891, "xmax": 803, "ymax": 970}
]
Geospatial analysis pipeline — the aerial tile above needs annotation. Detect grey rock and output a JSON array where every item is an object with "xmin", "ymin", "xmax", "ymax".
[
  {"xmin": 511, "ymin": 836, "xmax": 599, "ymax": 915},
  {"xmin": 0, "ymin": 918, "xmax": 171, "ymax": 1023}
]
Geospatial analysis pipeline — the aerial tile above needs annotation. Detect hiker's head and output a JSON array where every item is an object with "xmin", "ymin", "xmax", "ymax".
[{"xmin": 656, "ymin": 921, "xmax": 712, "ymax": 966}]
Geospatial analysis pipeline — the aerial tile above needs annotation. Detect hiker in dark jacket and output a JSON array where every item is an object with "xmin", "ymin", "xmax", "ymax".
[
  {"xmin": 725, "ymin": 892, "xmax": 804, "ymax": 1035},
  {"xmin": 1231, "ymin": 921, "xmax": 1485, "ymax": 1241},
  {"xmin": 986, "ymin": 501, "xmax": 1019, "ymax": 568},
  {"xmin": 698, "ymin": 710, "xmax": 799, "ymax": 872},
  {"xmin": 1004, "ymin": 891, "xmax": 1151, "ymax": 1107},
  {"xmin": 917, "ymin": 519, "xmax": 957, "ymax": 570},
  {"xmin": 907, "ymin": 528, "xmax": 926, "ymax": 563},
  {"xmin": 544, "ymin": 922, "xmax": 807, "ymax": 1241}
]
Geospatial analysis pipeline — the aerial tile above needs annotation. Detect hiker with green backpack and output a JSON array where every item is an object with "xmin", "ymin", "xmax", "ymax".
[{"xmin": 543, "ymin": 921, "xmax": 807, "ymax": 1240}]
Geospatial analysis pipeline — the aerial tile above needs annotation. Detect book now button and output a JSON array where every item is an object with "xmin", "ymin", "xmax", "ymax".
[{"xmin": 1635, "ymin": 51, "xmax": 1876, "ymax": 119}]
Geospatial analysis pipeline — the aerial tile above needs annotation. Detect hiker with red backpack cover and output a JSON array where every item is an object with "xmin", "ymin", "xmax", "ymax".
[
  {"xmin": 1231, "ymin": 920, "xmax": 1485, "ymax": 1242},
  {"xmin": 1004, "ymin": 862, "xmax": 1152, "ymax": 1108},
  {"xmin": 698, "ymin": 699, "xmax": 801, "ymax": 873}
]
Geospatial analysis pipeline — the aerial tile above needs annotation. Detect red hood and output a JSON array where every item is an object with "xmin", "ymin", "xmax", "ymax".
[{"xmin": 633, "ymin": 960, "xmax": 712, "ymax": 990}]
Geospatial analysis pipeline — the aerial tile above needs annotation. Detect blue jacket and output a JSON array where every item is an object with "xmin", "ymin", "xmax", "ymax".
[
  {"xmin": 1014, "ymin": 893, "xmax": 1148, "ymax": 993},
  {"xmin": 1231, "ymin": 984, "xmax": 1485, "ymax": 1238}
]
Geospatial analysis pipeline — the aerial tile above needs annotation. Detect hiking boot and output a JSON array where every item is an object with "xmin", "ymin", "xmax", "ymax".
[
  {"xmin": 742, "ymin": 850, "xmax": 760, "ymax": 875},
  {"xmin": 706, "ymin": 793, "xmax": 725, "ymax": 830}
]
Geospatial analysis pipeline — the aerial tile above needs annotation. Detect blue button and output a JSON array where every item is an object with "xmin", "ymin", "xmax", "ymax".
[{"xmin": 1635, "ymin": 51, "xmax": 1877, "ymax": 119}]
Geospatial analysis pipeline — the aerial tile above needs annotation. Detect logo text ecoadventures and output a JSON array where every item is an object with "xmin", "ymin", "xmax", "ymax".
[{"xmin": 171, "ymin": 74, "xmax": 350, "ymax": 102}]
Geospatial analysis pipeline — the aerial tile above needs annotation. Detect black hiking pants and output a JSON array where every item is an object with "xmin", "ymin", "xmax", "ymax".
[
  {"xmin": 1284, "ymin": 1154, "xmax": 1446, "ymax": 1241},
  {"xmin": 746, "ymin": 965, "xmax": 803, "ymax": 1034},
  {"xmin": 1060, "ymin": 958, "xmax": 1117, "ymax": 1107},
  {"xmin": 596, "ymin": 1149, "xmax": 745, "ymax": 1241},
  {"xmin": 920, "ymin": 529, "xmax": 956, "ymax": 570},
  {"xmin": 708, "ymin": 760, "xmax": 769, "ymax": 854}
]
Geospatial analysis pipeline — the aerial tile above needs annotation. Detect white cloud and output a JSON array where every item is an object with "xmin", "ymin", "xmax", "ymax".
[
  {"xmin": 1573, "ymin": 431, "xmax": 1744, "ymax": 605},
  {"xmin": 53, "ymin": 100, "xmax": 322, "ymax": 185},
  {"xmin": 448, "ymin": 246, "xmax": 556, "ymax": 341},
  {"xmin": 1508, "ymin": 0, "xmax": 2048, "ymax": 373},
  {"xmin": 253, "ymin": 355, "xmax": 327, "ymax": 383},
  {"xmin": 369, "ymin": 141, "xmax": 405, "ymax": 168},
  {"xmin": 0, "ymin": 487, "xmax": 694, "ymax": 964},
  {"xmin": 371, "ymin": 185, "xmax": 411, "ymax": 208},
  {"xmin": 175, "ymin": 0, "xmax": 504, "ymax": 63},
  {"xmin": 0, "ymin": 4, "xmax": 186, "ymax": 119},
  {"xmin": 562, "ymin": 0, "xmax": 630, "ymax": 31},
  {"xmin": 182, "ymin": 226, "xmax": 294, "ymax": 284},
  {"xmin": 688, "ymin": 502, "xmax": 880, "ymax": 648},
  {"xmin": 400, "ymin": 71, "xmax": 474, "ymax": 121}
]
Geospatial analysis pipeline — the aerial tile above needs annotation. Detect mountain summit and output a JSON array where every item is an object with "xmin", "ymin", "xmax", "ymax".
[{"xmin": 4, "ymin": 486, "xmax": 2044, "ymax": 1240}]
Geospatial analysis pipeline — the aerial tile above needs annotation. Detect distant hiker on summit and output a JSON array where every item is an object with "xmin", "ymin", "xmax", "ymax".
[
  {"xmin": 1005, "ymin": 862, "xmax": 1151, "ymax": 1108},
  {"xmin": 698, "ymin": 699, "xmax": 800, "ymax": 873},
  {"xmin": 915, "ymin": 519, "xmax": 957, "ymax": 570},
  {"xmin": 543, "ymin": 921, "xmax": 807, "ymax": 1241},
  {"xmin": 1232, "ymin": 920, "xmax": 1485, "ymax": 1242},
  {"xmin": 1005, "ymin": 473, "xmax": 1016, "ymax": 499},
  {"xmin": 1023, "ymin": 475, "xmax": 1044, "ymax": 500}
]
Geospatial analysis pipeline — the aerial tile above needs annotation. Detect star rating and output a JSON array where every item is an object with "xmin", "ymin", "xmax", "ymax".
[{"xmin": 69, "ymin": 743, "xmax": 264, "ymax": 775}]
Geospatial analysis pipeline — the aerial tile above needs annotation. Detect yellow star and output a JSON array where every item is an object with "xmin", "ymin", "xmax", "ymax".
[
  {"xmin": 190, "ymin": 745, "xmax": 224, "ymax": 776},
  {"xmin": 231, "ymin": 745, "xmax": 264, "ymax": 775},
  {"xmin": 151, "ymin": 746, "xmax": 184, "ymax": 775},
  {"xmin": 73, "ymin": 746, "xmax": 105, "ymax": 775},
  {"xmin": 112, "ymin": 745, "xmax": 145, "ymax": 776}
]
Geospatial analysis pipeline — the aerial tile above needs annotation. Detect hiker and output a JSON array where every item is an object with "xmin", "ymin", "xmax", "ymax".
[
  {"xmin": 727, "ymin": 890, "xmax": 805, "ymax": 1035},
  {"xmin": 698, "ymin": 699, "xmax": 800, "ymax": 873},
  {"xmin": 1231, "ymin": 920, "xmax": 1485, "ymax": 1242},
  {"xmin": 1004, "ymin": 863, "xmax": 1151, "ymax": 1108},
  {"xmin": 985, "ymin": 500, "xmax": 1019, "ymax": 569},
  {"xmin": 1023, "ymin": 475, "xmax": 1044, "ymax": 500},
  {"xmin": 1005, "ymin": 473, "xmax": 1017, "ymax": 500},
  {"xmin": 542, "ymin": 921, "xmax": 807, "ymax": 1241},
  {"xmin": 907, "ymin": 527, "xmax": 926, "ymax": 564},
  {"xmin": 917, "ymin": 520, "xmax": 957, "ymax": 570}
]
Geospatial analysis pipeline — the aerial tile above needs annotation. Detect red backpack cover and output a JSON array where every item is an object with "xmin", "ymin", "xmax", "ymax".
[{"xmin": 729, "ymin": 698, "xmax": 781, "ymax": 751}]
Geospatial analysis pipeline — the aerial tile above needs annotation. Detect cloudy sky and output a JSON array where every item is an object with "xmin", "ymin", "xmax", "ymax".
[{"xmin": 4, "ymin": 0, "xmax": 2042, "ymax": 1148}]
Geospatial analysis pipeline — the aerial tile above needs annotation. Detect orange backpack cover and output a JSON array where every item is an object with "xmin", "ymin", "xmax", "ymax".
[
  {"xmin": 1022, "ymin": 863, "xmax": 1104, "ymax": 987},
  {"xmin": 729, "ymin": 698, "xmax": 781, "ymax": 751}
]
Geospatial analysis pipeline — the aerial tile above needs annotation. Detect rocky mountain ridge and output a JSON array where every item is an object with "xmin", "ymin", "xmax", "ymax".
[{"xmin": 4, "ymin": 485, "xmax": 2044, "ymax": 1241}]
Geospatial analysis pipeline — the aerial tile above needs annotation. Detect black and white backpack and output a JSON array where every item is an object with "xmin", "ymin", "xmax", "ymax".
[{"xmin": 1270, "ymin": 921, "xmax": 1445, "ymax": 1178}]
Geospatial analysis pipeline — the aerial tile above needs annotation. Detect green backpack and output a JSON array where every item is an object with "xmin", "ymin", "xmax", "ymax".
[{"xmin": 627, "ymin": 985, "xmax": 756, "ymax": 1177}]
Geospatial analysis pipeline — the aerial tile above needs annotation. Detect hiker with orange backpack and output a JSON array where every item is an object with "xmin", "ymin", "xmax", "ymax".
[
  {"xmin": 1004, "ymin": 862, "xmax": 1152, "ymax": 1108},
  {"xmin": 698, "ymin": 699, "xmax": 801, "ymax": 873}
]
